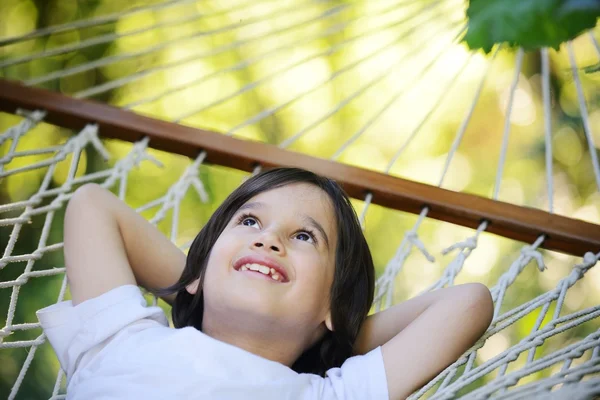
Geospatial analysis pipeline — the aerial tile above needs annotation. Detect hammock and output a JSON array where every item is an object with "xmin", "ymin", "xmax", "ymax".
[{"xmin": 1, "ymin": 0, "xmax": 599, "ymax": 398}]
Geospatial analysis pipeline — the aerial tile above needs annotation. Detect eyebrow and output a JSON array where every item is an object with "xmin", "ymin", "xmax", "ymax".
[{"xmin": 237, "ymin": 202, "xmax": 264, "ymax": 212}]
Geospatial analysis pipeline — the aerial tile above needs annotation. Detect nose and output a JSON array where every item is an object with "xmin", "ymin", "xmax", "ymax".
[{"xmin": 251, "ymin": 231, "xmax": 285, "ymax": 255}]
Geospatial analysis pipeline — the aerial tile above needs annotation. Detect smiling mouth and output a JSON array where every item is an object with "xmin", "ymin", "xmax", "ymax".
[{"xmin": 238, "ymin": 263, "xmax": 285, "ymax": 282}]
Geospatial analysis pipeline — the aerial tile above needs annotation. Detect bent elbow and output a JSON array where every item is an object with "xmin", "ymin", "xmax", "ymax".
[
  {"xmin": 66, "ymin": 183, "xmax": 107, "ymax": 219},
  {"xmin": 69, "ymin": 183, "xmax": 104, "ymax": 206},
  {"xmin": 460, "ymin": 283, "xmax": 494, "ymax": 335}
]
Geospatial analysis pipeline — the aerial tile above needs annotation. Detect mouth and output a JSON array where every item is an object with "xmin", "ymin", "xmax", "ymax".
[{"xmin": 233, "ymin": 255, "xmax": 289, "ymax": 283}]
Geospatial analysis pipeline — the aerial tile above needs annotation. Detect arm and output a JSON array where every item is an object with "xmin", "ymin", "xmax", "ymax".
[
  {"xmin": 64, "ymin": 183, "xmax": 186, "ymax": 305},
  {"xmin": 354, "ymin": 283, "xmax": 493, "ymax": 400}
]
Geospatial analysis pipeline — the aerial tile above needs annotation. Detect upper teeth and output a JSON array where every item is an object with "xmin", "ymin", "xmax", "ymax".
[{"xmin": 239, "ymin": 263, "xmax": 283, "ymax": 281}]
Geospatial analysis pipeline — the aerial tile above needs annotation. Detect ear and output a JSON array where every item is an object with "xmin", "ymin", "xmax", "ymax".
[
  {"xmin": 186, "ymin": 279, "xmax": 200, "ymax": 295},
  {"xmin": 325, "ymin": 312, "xmax": 333, "ymax": 332}
]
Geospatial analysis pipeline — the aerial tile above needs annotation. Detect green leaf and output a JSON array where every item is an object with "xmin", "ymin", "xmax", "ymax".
[
  {"xmin": 583, "ymin": 62, "xmax": 600, "ymax": 74},
  {"xmin": 464, "ymin": 0, "xmax": 600, "ymax": 53}
]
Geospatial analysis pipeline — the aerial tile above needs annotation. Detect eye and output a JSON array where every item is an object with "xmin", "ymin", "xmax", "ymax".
[
  {"xmin": 294, "ymin": 231, "xmax": 316, "ymax": 244},
  {"xmin": 242, "ymin": 217, "xmax": 259, "ymax": 228},
  {"xmin": 237, "ymin": 213, "xmax": 260, "ymax": 229}
]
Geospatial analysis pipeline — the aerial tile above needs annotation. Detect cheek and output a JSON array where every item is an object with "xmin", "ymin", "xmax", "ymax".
[
  {"xmin": 302, "ymin": 250, "xmax": 334, "ymax": 285},
  {"xmin": 294, "ymin": 254, "xmax": 334, "ymax": 302},
  {"xmin": 208, "ymin": 233, "xmax": 237, "ymax": 266},
  {"xmin": 202, "ymin": 235, "xmax": 236, "ymax": 285},
  {"xmin": 202, "ymin": 246, "xmax": 234, "ymax": 306}
]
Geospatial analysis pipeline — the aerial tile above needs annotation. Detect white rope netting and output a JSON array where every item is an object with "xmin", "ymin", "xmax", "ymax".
[{"xmin": 1, "ymin": 0, "xmax": 599, "ymax": 399}]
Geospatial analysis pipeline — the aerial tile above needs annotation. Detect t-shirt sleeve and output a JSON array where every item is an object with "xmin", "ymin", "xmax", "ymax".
[
  {"xmin": 322, "ymin": 346, "xmax": 389, "ymax": 399},
  {"xmin": 36, "ymin": 285, "xmax": 168, "ymax": 383}
]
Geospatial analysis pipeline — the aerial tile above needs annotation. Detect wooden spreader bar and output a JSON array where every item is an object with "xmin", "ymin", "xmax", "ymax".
[{"xmin": 1, "ymin": 79, "xmax": 599, "ymax": 256}]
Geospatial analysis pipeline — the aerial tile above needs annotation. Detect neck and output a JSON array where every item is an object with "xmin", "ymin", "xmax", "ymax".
[{"xmin": 202, "ymin": 313, "xmax": 309, "ymax": 367}]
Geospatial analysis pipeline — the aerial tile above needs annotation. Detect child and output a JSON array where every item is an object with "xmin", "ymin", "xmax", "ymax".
[{"xmin": 38, "ymin": 167, "xmax": 493, "ymax": 399}]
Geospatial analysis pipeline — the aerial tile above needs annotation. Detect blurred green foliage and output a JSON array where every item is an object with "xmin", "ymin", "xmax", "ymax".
[{"xmin": 465, "ymin": 0, "xmax": 600, "ymax": 52}]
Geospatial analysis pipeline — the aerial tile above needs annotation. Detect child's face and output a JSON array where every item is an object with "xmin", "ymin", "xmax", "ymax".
[{"xmin": 197, "ymin": 183, "xmax": 337, "ymax": 343}]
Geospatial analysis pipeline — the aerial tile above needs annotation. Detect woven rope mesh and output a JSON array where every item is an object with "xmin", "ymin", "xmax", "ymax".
[{"xmin": 1, "ymin": 0, "xmax": 600, "ymax": 398}]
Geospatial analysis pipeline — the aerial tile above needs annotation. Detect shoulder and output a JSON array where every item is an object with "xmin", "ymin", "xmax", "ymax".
[
  {"xmin": 37, "ymin": 285, "xmax": 169, "ymax": 382},
  {"xmin": 318, "ymin": 347, "xmax": 389, "ymax": 399}
]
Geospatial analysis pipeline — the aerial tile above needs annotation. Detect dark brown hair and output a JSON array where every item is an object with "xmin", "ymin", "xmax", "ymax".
[{"xmin": 155, "ymin": 167, "xmax": 375, "ymax": 376}]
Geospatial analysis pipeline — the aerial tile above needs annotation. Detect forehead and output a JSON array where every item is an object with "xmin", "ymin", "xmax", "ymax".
[{"xmin": 245, "ymin": 183, "xmax": 335, "ymax": 226}]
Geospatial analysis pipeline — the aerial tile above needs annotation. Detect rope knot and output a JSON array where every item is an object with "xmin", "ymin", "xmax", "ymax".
[
  {"xmin": 570, "ymin": 348, "xmax": 585, "ymax": 359},
  {"xmin": 506, "ymin": 349, "xmax": 520, "ymax": 362},
  {"xmin": 405, "ymin": 231, "xmax": 435, "ymax": 262},
  {"xmin": 531, "ymin": 337, "xmax": 544, "ymax": 347},
  {"xmin": 505, "ymin": 376, "xmax": 519, "ymax": 387},
  {"xmin": 573, "ymin": 252, "xmax": 599, "ymax": 274},
  {"xmin": 138, "ymin": 152, "xmax": 162, "ymax": 168},
  {"xmin": 442, "ymin": 237, "xmax": 477, "ymax": 255},
  {"xmin": 520, "ymin": 245, "xmax": 546, "ymax": 272}
]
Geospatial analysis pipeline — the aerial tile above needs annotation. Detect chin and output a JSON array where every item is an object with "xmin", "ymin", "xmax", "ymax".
[{"xmin": 206, "ymin": 284, "xmax": 281, "ymax": 320}]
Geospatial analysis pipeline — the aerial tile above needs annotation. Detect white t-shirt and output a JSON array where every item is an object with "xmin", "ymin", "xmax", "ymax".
[{"xmin": 37, "ymin": 285, "xmax": 389, "ymax": 399}]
